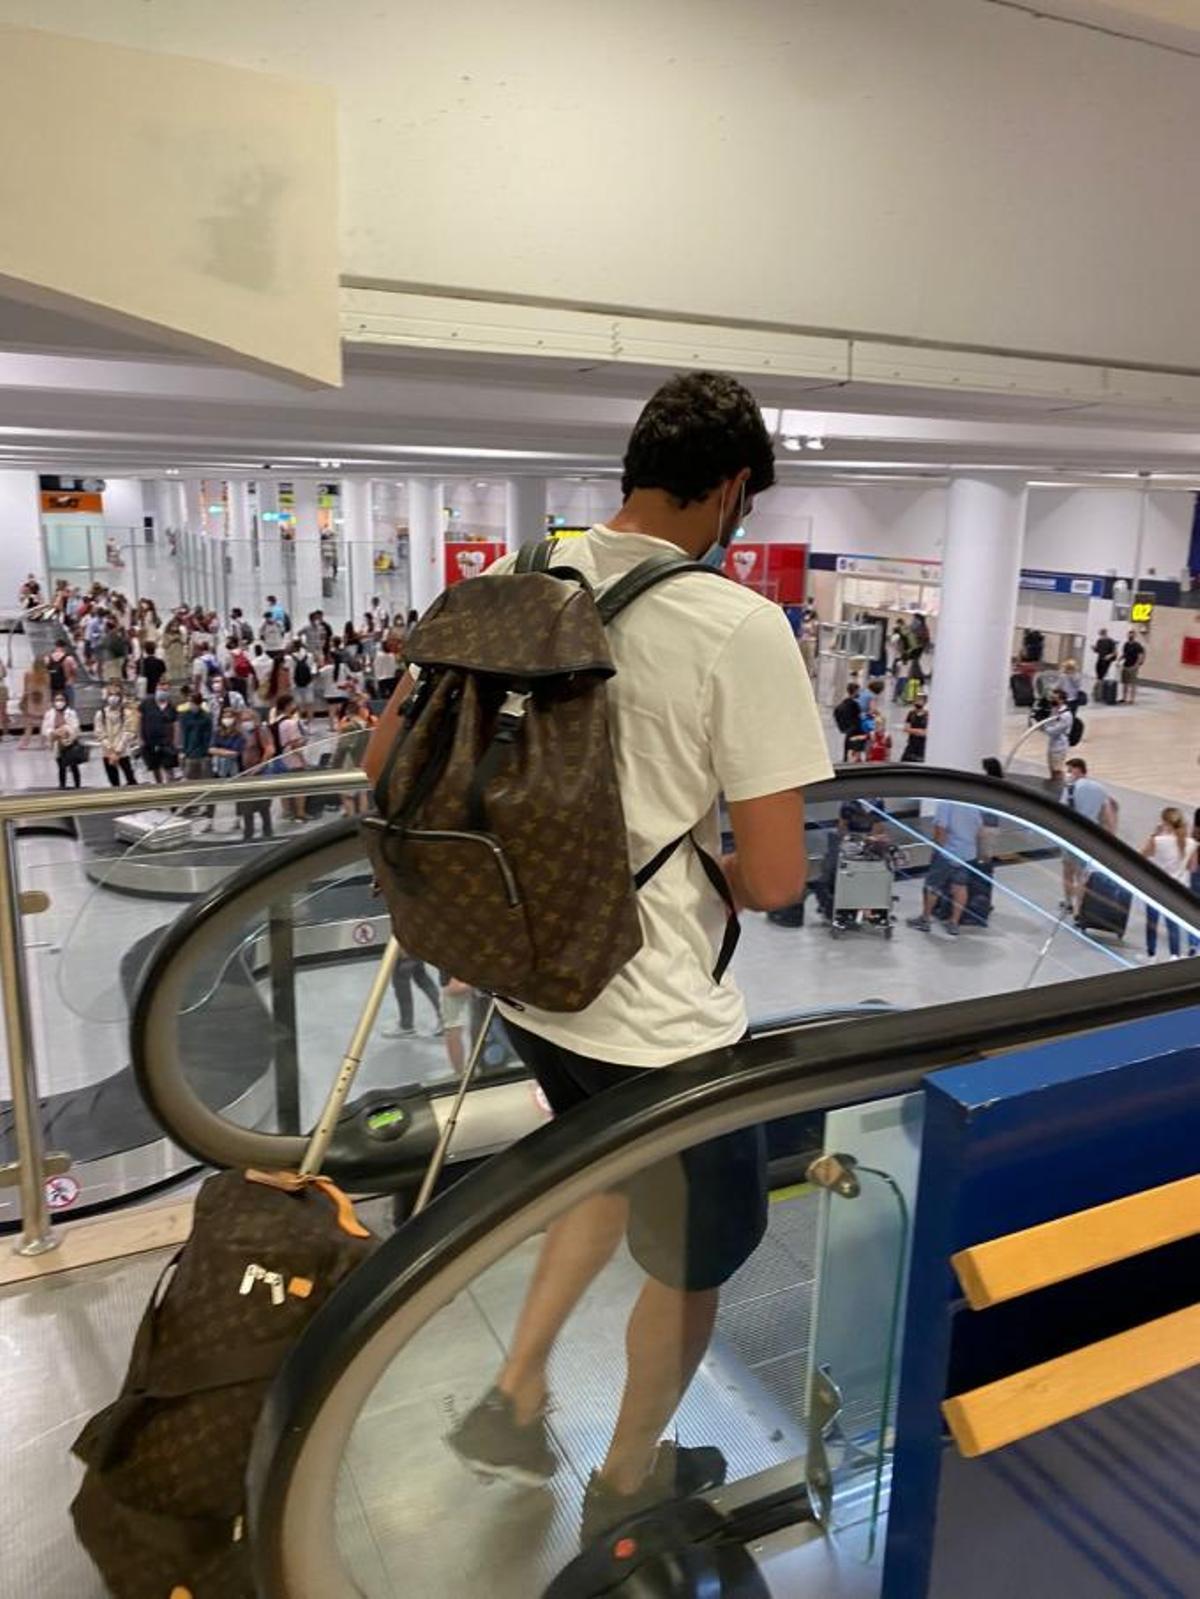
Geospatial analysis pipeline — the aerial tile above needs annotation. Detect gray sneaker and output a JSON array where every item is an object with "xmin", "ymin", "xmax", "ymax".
[
  {"xmin": 906, "ymin": 915, "xmax": 931, "ymax": 932},
  {"xmin": 943, "ymin": 921, "xmax": 961, "ymax": 938},
  {"xmin": 446, "ymin": 1387, "xmax": 558, "ymax": 1487}
]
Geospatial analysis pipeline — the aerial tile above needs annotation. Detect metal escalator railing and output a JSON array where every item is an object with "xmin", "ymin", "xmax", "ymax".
[
  {"xmin": 129, "ymin": 766, "xmax": 1200, "ymax": 1188},
  {"xmin": 244, "ymin": 946, "xmax": 1200, "ymax": 1599}
]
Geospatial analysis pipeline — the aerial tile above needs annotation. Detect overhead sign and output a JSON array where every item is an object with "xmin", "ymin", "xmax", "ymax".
[
  {"xmin": 444, "ymin": 541, "xmax": 506, "ymax": 586},
  {"xmin": 836, "ymin": 554, "xmax": 942, "ymax": 584},
  {"xmin": 1019, "ymin": 569, "xmax": 1105, "ymax": 597},
  {"xmin": 726, "ymin": 543, "xmax": 809, "ymax": 604}
]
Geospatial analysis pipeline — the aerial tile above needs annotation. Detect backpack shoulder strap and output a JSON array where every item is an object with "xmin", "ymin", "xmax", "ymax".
[
  {"xmin": 515, "ymin": 538, "xmax": 557, "ymax": 575},
  {"xmin": 635, "ymin": 831, "xmax": 740, "ymax": 984},
  {"xmin": 597, "ymin": 555, "xmax": 714, "ymax": 625}
]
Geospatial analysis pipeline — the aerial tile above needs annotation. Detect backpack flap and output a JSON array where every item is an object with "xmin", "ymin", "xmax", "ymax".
[{"xmin": 406, "ymin": 571, "xmax": 616, "ymax": 680}]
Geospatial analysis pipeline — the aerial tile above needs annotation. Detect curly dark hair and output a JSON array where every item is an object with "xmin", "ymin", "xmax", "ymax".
[{"xmin": 621, "ymin": 371, "xmax": 776, "ymax": 506}]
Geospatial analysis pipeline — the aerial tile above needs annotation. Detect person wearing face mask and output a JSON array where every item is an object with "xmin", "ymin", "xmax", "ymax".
[
  {"xmin": 369, "ymin": 372, "xmax": 832, "ymax": 1543},
  {"xmin": 139, "ymin": 682, "xmax": 180, "ymax": 785},
  {"xmin": 43, "ymin": 695, "xmax": 84, "ymax": 788},
  {"xmin": 179, "ymin": 691, "xmax": 216, "ymax": 829},
  {"xmin": 233, "ymin": 710, "xmax": 275, "ymax": 842},
  {"xmin": 95, "ymin": 690, "xmax": 140, "ymax": 786},
  {"xmin": 207, "ymin": 707, "xmax": 245, "ymax": 834},
  {"xmin": 203, "ymin": 674, "xmax": 246, "ymax": 719}
]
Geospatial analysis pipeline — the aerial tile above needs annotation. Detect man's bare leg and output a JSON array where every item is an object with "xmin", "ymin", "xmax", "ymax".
[
  {"xmin": 497, "ymin": 1191, "xmax": 629, "ymax": 1422},
  {"xmin": 599, "ymin": 1280, "xmax": 719, "ymax": 1494}
]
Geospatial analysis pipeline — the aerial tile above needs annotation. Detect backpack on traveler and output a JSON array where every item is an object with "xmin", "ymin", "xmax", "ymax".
[
  {"xmin": 293, "ymin": 652, "xmax": 313, "ymax": 689},
  {"xmin": 363, "ymin": 538, "xmax": 739, "ymax": 1012},
  {"xmin": 1068, "ymin": 711, "xmax": 1085, "ymax": 747}
]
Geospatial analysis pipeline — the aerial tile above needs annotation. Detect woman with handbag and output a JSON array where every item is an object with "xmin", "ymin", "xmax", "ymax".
[{"xmin": 43, "ymin": 696, "xmax": 85, "ymax": 789}]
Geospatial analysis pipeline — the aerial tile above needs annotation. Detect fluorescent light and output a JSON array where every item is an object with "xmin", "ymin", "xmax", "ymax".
[
  {"xmin": 805, "ymin": 436, "xmax": 826, "ymax": 451},
  {"xmin": 782, "ymin": 437, "xmax": 802, "ymax": 453}
]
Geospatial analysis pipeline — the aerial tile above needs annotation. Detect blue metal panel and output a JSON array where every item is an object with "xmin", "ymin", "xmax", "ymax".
[{"xmin": 882, "ymin": 1005, "xmax": 1200, "ymax": 1598}]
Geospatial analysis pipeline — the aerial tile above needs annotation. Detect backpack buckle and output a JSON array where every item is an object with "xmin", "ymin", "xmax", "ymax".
[{"xmin": 500, "ymin": 690, "xmax": 531, "ymax": 721}]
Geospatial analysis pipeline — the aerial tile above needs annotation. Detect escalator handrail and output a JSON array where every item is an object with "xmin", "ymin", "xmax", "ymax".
[
  {"xmin": 129, "ymin": 768, "xmax": 1200, "ymax": 1174},
  {"xmin": 130, "ymin": 820, "xmax": 366, "ymax": 1169},
  {"xmin": 246, "ymin": 957, "xmax": 1200, "ymax": 1596}
]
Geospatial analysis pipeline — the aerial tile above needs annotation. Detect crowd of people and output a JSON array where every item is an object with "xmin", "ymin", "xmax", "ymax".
[{"xmin": 12, "ymin": 577, "xmax": 416, "ymax": 815}]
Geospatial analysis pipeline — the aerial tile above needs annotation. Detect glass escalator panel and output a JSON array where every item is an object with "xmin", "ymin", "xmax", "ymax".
[
  {"xmin": 743, "ymin": 788, "xmax": 1197, "ymax": 1029},
  {"xmin": 252, "ymin": 1062, "xmax": 933, "ymax": 1599},
  {"xmin": 55, "ymin": 726, "xmax": 368, "ymax": 1026}
]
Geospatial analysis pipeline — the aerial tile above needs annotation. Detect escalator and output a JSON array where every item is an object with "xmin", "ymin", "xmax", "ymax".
[
  {"xmin": 117, "ymin": 768, "xmax": 1199, "ymax": 1594},
  {"xmin": 239, "ymin": 950, "xmax": 1200, "ymax": 1599},
  {"xmin": 126, "ymin": 766, "xmax": 1199, "ymax": 1200}
]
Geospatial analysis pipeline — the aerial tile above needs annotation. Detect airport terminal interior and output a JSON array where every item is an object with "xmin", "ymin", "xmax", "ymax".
[{"xmin": 0, "ymin": 4, "xmax": 1198, "ymax": 1598}]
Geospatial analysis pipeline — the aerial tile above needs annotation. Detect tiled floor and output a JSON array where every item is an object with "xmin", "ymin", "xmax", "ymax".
[{"xmin": 0, "ymin": 1191, "xmax": 826, "ymax": 1599}]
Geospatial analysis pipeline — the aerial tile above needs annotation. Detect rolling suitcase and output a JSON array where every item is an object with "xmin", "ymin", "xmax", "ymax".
[
  {"xmin": 115, "ymin": 809, "xmax": 193, "ymax": 851},
  {"xmin": 71, "ymin": 939, "xmax": 491, "ymax": 1598},
  {"xmin": 1076, "ymin": 871, "xmax": 1131, "ymax": 939},
  {"xmin": 1102, "ymin": 679, "xmax": 1119, "ymax": 706},
  {"xmin": 1010, "ymin": 673, "xmax": 1034, "ymax": 709}
]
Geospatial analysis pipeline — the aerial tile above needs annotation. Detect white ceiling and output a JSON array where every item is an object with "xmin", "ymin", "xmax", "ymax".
[{"xmin": 4, "ymin": 303, "xmax": 1200, "ymax": 486}]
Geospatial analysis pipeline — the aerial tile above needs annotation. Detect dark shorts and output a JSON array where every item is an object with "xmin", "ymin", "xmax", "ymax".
[
  {"xmin": 504, "ymin": 1021, "xmax": 767, "ymax": 1293},
  {"xmin": 927, "ymin": 856, "xmax": 971, "ymax": 895},
  {"xmin": 143, "ymin": 743, "xmax": 177, "ymax": 773}
]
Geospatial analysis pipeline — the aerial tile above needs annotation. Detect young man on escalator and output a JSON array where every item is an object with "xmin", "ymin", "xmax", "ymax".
[{"xmin": 365, "ymin": 371, "xmax": 833, "ymax": 1545}]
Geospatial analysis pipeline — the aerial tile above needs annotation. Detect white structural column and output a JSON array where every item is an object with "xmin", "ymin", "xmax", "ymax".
[
  {"xmin": 225, "ymin": 480, "xmax": 255, "ymax": 617},
  {"xmin": 153, "ymin": 478, "xmax": 184, "ymax": 536},
  {"xmin": 291, "ymin": 479, "xmax": 323, "ymax": 620},
  {"xmin": 257, "ymin": 478, "xmax": 284, "ymax": 600},
  {"xmin": 926, "ymin": 474, "xmax": 1027, "ymax": 773},
  {"xmin": 407, "ymin": 477, "xmax": 444, "ymax": 617},
  {"xmin": 340, "ymin": 476, "xmax": 374, "ymax": 622},
  {"xmin": 505, "ymin": 476, "xmax": 549, "ymax": 552},
  {"xmin": 0, "ymin": 470, "xmax": 42, "ymax": 602},
  {"xmin": 182, "ymin": 478, "xmax": 205, "ymax": 534}
]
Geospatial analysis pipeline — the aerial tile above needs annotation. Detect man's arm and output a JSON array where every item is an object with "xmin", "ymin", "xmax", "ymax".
[
  {"xmin": 724, "ymin": 791, "xmax": 807, "ymax": 912},
  {"xmin": 363, "ymin": 672, "xmax": 416, "ymax": 786},
  {"xmin": 708, "ymin": 605, "xmax": 834, "ymax": 913}
]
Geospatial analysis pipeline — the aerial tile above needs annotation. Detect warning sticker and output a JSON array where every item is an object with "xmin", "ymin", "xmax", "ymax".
[
  {"xmin": 351, "ymin": 922, "xmax": 378, "ymax": 946},
  {"xmin": 45, "ymin": 1174, "xmax": 81, "ymax": 1211}
]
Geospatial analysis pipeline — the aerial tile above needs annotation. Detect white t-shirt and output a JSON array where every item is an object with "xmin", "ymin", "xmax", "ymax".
[
  {"xmin": 493, "ymin": 527, "xmax": 832, "ymax": 1067},
  {"xmin": 1148, "ymin": 832, "xmax": 1195, "ymax": 883}
]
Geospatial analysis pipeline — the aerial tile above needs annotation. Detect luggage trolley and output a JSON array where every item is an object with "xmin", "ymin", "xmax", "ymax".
[{"xmin": 829, "ymin": 835, "xmax": 898, "ymax": 938}]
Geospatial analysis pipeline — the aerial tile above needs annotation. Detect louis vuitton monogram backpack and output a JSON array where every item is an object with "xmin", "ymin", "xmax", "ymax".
[{"xmin": 363, "ymin": 538, "xmax": 739, "ymax": 1012}]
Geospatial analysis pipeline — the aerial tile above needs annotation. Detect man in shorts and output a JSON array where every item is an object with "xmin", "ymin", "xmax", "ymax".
[
  {"xmin": 1120, "ymin": 629, "xmax": 1146, "ymax": 704},
  {"xmin": 1061, "ymin": 757, "xmax": 1118, "ymax": 912},
  {"xmin": 907, "ymin": 800, "xmax": 985, "ymax": 938},
  {"xmin": 367, "ymin": 371, "xmax": 832, "ymax": 1541}
]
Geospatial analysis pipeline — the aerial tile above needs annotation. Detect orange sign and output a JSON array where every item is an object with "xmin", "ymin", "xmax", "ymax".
[{"xmin": 41, "ymin": 491, "xmax": 103, "ymax": 513}]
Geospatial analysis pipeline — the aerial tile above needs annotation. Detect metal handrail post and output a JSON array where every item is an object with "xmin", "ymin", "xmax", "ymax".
[{"xmin": 0, "ymin": 819, "xmax": 54, "ymax": 1256}]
